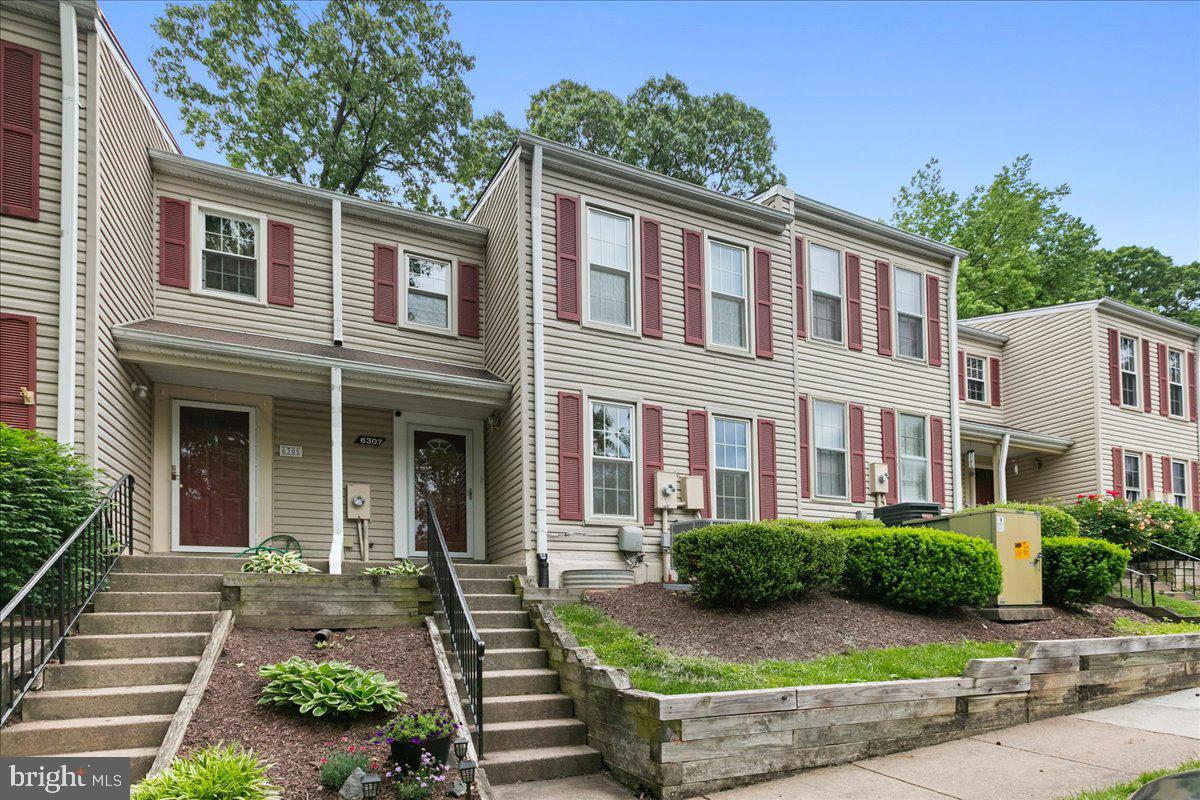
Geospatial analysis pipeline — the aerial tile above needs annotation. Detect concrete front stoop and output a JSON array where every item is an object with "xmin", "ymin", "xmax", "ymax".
[{"xmin": 0, "ymin": 554, "xmax": 238, "ymax": 780}]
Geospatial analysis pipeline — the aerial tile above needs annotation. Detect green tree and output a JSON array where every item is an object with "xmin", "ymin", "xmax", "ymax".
[
  {"xmin": 151, "ymin": 0, "xmax": 475, "ymax": 212},
  {"xmin": 1097, "ymin": 246, "xmax": 1200, "ymax": 326}
]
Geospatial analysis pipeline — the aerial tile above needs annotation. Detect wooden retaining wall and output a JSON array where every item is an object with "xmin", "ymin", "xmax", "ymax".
[
  {"xmin": 529, "ymin": 606, "xmax": 1200, "ymax": 800},
  {"xmin": 222, "ymin": 573, "xmax": 433, "ymax": 628}
]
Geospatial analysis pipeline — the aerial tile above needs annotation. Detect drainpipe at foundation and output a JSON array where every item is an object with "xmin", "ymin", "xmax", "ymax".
[
  {"xmin": 947, "ymin": 254, "xmax": 963, "ymax": 511},
  {"xmin": 329, "ymin": 367, "xmax": 344, "ymax": 574},
  {"xmin": 56, "ymin": 2, "xmax": 81, "ymax": 446},
  {"xmin": 531, "ymin": 144, "xmax": 549, "ymax": 587},
  {"xmin": 996, "ymin": 433, "xmax": 1011, "ymax": 505}
]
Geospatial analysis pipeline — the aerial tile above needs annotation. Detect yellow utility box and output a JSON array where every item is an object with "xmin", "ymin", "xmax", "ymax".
[{"xmin": 919, "ymin": 509, "xmax": 1043, "ymax": 606}]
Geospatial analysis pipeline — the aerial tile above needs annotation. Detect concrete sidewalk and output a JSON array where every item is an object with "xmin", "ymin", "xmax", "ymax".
[{"xmin": 494, "ymin": 688, "xmax": 1200, "ymax": 800}]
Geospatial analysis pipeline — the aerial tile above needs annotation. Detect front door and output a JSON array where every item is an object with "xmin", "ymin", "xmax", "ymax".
[
  {"xmin": 173, "ymin": 401, "xmax": 255, "ymax": 550},
  {"xmin": 974, "ymin": 468, "xmax": 996, "ymax": 506},
  {"xmin": 410, "ymin": 428, "xmax": 471, "ymax": 556}
]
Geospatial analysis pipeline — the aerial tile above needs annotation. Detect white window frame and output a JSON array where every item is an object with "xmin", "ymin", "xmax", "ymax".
[
  {"xmin": 582, "ymin": 204, "xmax": 639, "ymax": 334},
  {"xmin": 897, "ymin": 411, "xmax": 931, "ymax": 503},
  {"xmin": 1123, "ymin": 452, "xmax": 1142, "ymax": 502},
  {"xmin": 812, "ymin": 399, "xmax": 849, "ymax": 500},
  {"xmin": 400, "ymin": 248, "xmax": 458, "ymax": 336},
  {"xmin": 704, "ymin": 235, "xmax": 752, "ymax": 355},
  {"xmin": 965, "ymin": 354, "xmax": 988, "ymax": 404},
  {"xmin": 1168, "ymin": 349, "xmax": 1186, "ymax": 419},
  {"xmin": 711, "ymin": 414, "xmax": 754, "ymax": 521},
  {"xmin": 893, "ymin": 266, "xmax": 926, "ymax": 362},
  {"xmin": 807, "ymin": 240, "xmax": 845, "ymax": 346},
  {"xmin": 1119, "ymin": 334, "xmax": 1139, "ymax": 409},
  {"xmin": 584, "ymin": 397, "xmax": 638, "ymax": 522},
  {"xmin": 1170, "ymin": 459, "xmax": 1188, "ymax": 508},
  {"xmin": 189, "ymin": 201, "xmax": 268, "ymax": 305}
]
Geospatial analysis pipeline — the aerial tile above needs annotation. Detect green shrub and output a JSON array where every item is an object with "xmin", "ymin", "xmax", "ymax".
[
  {"xmin": 672, "ymin": 521, "xmax": 846, "ymax": 608},
  {"xmin": 362, "ymin": 559, "xmax": 425, "ymax": 577},
  {"xmin": 240, "ymin": 550, "xmax": 319, "ymax": 574},
  {"xmin": 319, "ymin": 743, "xmax": 372, "ymax": 791},
  {"xmin": 258, "ymin": 657, "xmax": 406, "ymax": 717},
  {"xmin": 840, "ymin": 527, "xmax": 1002, "ymax": 611},
  {"xmin": 1069, "ymin": 494, "xmax": 1197, "ymax": 554},
  {"xmin": 1041, "ymin": 536, "xmax": 1130, "ymax": 607},
  {"xmin": 131, "ymin": 744, "xmax": 279, "ymax": 800},
  {"xmin": 823, "ymin": 517, "xmax": 885, "ymax": 530},
  {"xmin": 0, "ymin": 424, "xmax": 100, "ymax": 603},
  {"xmin": 970, "ymin": 503, "xmax": 1080, "ymax": 538},
  {"xmin": 1135, "ymin": 501, "xmax": 1200, "ymax": 555}
]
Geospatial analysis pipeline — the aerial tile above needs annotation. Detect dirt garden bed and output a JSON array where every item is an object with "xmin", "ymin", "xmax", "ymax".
[{"xmin": 181, "ymin": 626, "xmax": 451, "ymax": 800}]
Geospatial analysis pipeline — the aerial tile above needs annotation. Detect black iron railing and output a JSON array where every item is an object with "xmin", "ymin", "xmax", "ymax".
[
  {"xmin": 1114, "ymin": 565, "xmax": 1158, "ymax": 609},
  {"xmin": 1134, "ymin": 542, "xmax": 1198, "ymax": 596},
  {"xmin": 2, "ymin": 474, "xmax": 135, "ymax": 726},
  {"xmin": 424, "ymin": 503, "xmax": 485, "ymax": 758}
]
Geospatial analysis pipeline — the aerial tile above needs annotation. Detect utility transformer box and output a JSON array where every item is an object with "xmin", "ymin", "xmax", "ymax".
[{"xmin": 919, "ymin": 509, "xmax": 1044, "ymax": 608}]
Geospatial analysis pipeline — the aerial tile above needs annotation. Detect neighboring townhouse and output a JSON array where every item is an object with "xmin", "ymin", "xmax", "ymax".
[{"xmin": 959, "ymin": 299, "xmax": 1200, "ymax": 510}]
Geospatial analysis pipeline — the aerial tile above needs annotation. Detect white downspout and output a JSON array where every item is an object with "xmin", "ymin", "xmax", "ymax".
[
  {"xmin": 56, "ymin": 2, "xmax": 80, "ymax": 446},
  {"xmin": 948, "ymin": 254, "xmax": 963, "ymax": 511},
  {"xmin": 329, "ymin": 367, "xmax": 344, "ymax": 574},
  {"xmin": 996, "ymin": 433, "xmax": 1011, "ymax": 504},
  {"xmin": 82, "ymin": 27, "xmax": 99, "ymax": 462},
  {"xmin": 331, "ymin": 199, "xmax": 343, "ymax": 345},
  {"xmin": 531, "ymin": 144, "xmax": 550, "ymax": 586}
]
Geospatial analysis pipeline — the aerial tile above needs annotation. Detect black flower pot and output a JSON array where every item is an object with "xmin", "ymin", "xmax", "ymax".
[{"xmin": 391, "ymin": 735, "xmax": 452, "ymax": 774}]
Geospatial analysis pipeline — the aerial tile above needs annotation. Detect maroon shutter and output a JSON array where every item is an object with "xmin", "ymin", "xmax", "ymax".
[
  {"xmin": 458, "ymin": 262, "xmax": 480, "ymax": 338},
  {"xmin": 682, "ymin": 229, "xmax": 704, "ymax": 346},
  {"xmin": 1192, "ymin": 461, "xmax": 1200, "ymax": 511},
  {"xmin": 373, "ymin": 243, "xmax": 398, "ymax": 323},
  {"xmin": 1111, "ymin": 447, "xmax": 1124, "ymax": 496},
  {"xmin": 797, "ymin": 395, "xmax": 811, "ymax": 499},
  {"xmin": 881, "ymin": 409, "xmax": 898, "ymax": 505},
  {"xmin": 957, "ymin": 349, "xmax": 966, "ymax": 400},
  {"xmin": 1189, "ymin": 353, "xmax": 1198, "ymax": 422},
  {"xmin": 687, "ymin": 409, "xmax": 711, "ymax": 517},
  {"xmin": 931, "ymin": 415, "xmax": 947, "ymax": 507},
  {"xmin": 849, "ymin": 403, "xmax": 866, "ymax": 503},
  {"xmin": 753, "ymin": 247, "xmax": 773, "ymax": 358},
  {"xmin": 926, "ymin": 275, "xmax": 942, "ymax": 366},
  {"xmin": 558, "ymin": 392, "xmax": 584, "ymax": 521},
  {"xmin": 794, "ymin": 236, "xmax": 807, "ymax": 339},
  {"xmin": 989, "ymin": 357, "xmax": 1001, "ymax": 407},
  {"xmin": 555, "ymin": 194, "xmax": 580, "ymax": 322},
  {"xmin": 846, "ymin": 254, "xmax": 863, "ymax": 351},
  {"xmin": 875, "ymin": 260, "xmax": 892, "ymax": 356},
  {"xmin": 0, "ymin": 312, "xmax": 36, "ymax": 429},
  {"xmin": 1107, "ymin": 328, "xmax": 1121, "ymax": 406},
  {"xmin": 266, "ymin": 220, "xmax": 295, "ymax": 306},
  {"xmin": 642, "ymin": 404, "xmax": 664, "ymax": 525},
  {"xmin": 1157, "ymin": 343, "xmax": 1169, "ymax": 416},
  {"xmin": 1145, "ymin": 452, "xmax": 1155, "ymax": 497},
  {"xmin": 0, "ymin": 40, "xmax": 40, "ymax": 220},
  {"xmin": 1141, "ymin": 339, "xmax": 1152, "ymax": 412},
  {"xmin": 1162, "ymin": 456, "xmax": 1172, "ymax": 498},
  {"xmin": 641, "ymin": 218, "xmax": 663, "ymax": 338},
  {"xmin": 757, "ymin": 418, "xmax": 777, "ymax": 520},
  {"xmin": 158, "ymin": 197, "xmax": 189, "ymax": 288}
]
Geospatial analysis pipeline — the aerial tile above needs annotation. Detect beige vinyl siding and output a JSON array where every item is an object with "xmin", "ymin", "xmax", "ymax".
[
  {"xmin": 959, "ymin": 337, "xmax": 1005, "ymax": 426},
  {"xmin": 340, "ymin": 211, "xmax": 486, "ymax": 366}
]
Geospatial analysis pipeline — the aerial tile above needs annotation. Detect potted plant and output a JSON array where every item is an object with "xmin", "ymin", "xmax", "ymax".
[{"xmin": 372, "ymin": 709, "xmax": 458, "ymax": 774}]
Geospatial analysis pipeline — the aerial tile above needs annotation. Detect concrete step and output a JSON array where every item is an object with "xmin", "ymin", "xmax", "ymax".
[
  {"xmin": 59, "ymin": 748, "xmax": 158, "ymax": 782},
  {"xmin": 481, "ymin": 668, "xmax": 559, "ymax": 696},
  {"xmin": 117, "ymin": 554, "xmax": 242, "ymax": 574},
  {"xmin": 464, "ymin": 593, "xmax": 522, "ymax": 611},
  {"xmin": 107, "ymin": 572, "xmax": 224, "ymax": 592},
  {"xmin": 482, "ymin": 744, "xmax": 602, "ymax": 785},
  {"xmin": 459, "ymin": 578, "xmax": 515, "ymax": 594},
  {"xmin": 0, "ymin": 714, "xmax": 172, "ymax": 756},
  {"xmin": 450, "ymin": 627, "xmax": 538, "ymax": 650},
  {"xmin": 481, "ymin": 718, "xmax": 588, "ymax": 753},
  {"xmin": 78, "ymin": 611, "xmax": 218, "ymax": 635},
  {"xmin": 94, "ymin": 591, "xmax": 221, "ymax": 613},
  {"xmin": 471, "ymin": 610, "xmax": 532, "ymax": 629},
  {"xmin": 485, "ymin": 647, "xmax": 548, "ymax": 671},
  {"xmin": 449, "ymin": 564, "xmax": 522, "ymax": 579},
  {"xmin": 479, "ymin": 693, "xmax": 574, "ymax": 724},
  {"xmin": 21, "ymin": 683, "xmax": 187, "ymax": 721},
  {"xmin": 65, "ymin": 631, "xmax": 208, "ymax": 660},
  {"xmin": 45, "ymin": 656, "xmax": 200, "ymax": 690}
]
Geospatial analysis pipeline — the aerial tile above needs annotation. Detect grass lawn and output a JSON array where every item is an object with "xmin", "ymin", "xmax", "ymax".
[
  {"xmin": 556, "ymin": 603, "xmax": 1017, "ymax": 694},
  {"xmin": 1054, "ymin": 759, "xmax": 1200, "ymax": 800},
  {"xmin": 1153, "ymin": 593, "xmax": 1200, "ymax": 618},
  {"xmin": 1113, "ymin": 617, "xmax": 1200, "ymax": 636}
]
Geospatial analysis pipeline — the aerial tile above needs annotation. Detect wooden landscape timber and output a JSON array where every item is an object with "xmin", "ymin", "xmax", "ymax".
[{"xmin": 221, "ymin": 573, "xmax": 433, "ymax": 628}]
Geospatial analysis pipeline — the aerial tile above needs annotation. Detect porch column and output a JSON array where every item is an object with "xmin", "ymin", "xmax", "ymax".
[
  {"xmin": 329, "ymin": 367, "xmax": 344, "ymax": 574},
  {"xmin": 996, "ymin": 433, "xmax": 1011, "ymax": 504}
]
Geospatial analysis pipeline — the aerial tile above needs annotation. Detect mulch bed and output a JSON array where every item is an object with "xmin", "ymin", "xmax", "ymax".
[
  {"xmin": 584, "ymin": 583, "xmax": 1159, "ymax": 663},
  {"xmin": 182, "ymin": 626, "xmax": 451, "ymax": 799}
]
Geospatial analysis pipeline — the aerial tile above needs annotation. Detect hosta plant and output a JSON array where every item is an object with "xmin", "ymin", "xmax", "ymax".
[
  {"xmin": 362, "ymin": 560, "xmax": 426, "ymax": 577},
  {"xmin": 131, "ymin": 743, "xmax": 279, "ymax": 800},
  {"xmin": 258, "ymin": 657, "xmax": 406, "ymax": 717},
  {"xmin": 240, "ymin": 550, "xmax": 319, "ymax": 574}
]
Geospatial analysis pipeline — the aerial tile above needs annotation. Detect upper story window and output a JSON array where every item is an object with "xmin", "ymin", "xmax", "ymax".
[
  {"xmin": 709, "ymin": 241, "xmax": 748, "ymax": 349},
  {"xmin": 813, "ymin": 400, "xmax": 847, "ymax": 498},
  {"xmin": 1123, "ymin": 453, "xmax": 1141, "ymax": 502},
  {"xmin": 809, "ymin": 243, "xmax": 843, "ymax": 344},
  {"xmin": 1119, "ymin": 336, "xmax": 1138, "ymax": 407},
  {"xmin": 965, "ymin": 355, "xmax": 987, "ymax": 403},
  {"xmin": 1168, "ymin": 349, "xmax": 1185, "ymax": 418},
  {"xmin": 713, "ymin": 416, "xmax": 751, "ymax": 520},
  {"xmin": 586, "ymin": 208, "xmax": 633, "ymax": 327},
  {"xmin": 590, "ymin": 401, "xmax": 635, "ymax": 519},
  {"xmin": 898, "ymin": 413, "xmax": 929, "ymax": 503},
  {"xmin": 894, "ymin": 268, "xmax": 925, "ymax": 360},
  {"xmin": 202, "ymin": 213, "xmax": 258, "ymax": 298},
  {"xmin": 1171, "ymin": 460, "xmax": 1187, "ymax": 508},
  {"xmin": 406, "ymin": 254, "xmax": 451, "ymax": 330}
]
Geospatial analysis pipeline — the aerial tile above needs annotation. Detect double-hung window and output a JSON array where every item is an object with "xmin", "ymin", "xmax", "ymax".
[
  {"xmin": 1123, "ymin": 454, "xmax": 1141, "ymax": 502},
  {"xmin": 1171, "ymin": 460, "xmax": 1187, "ymax": 508},
  {"xmin": 1119, "ymin": 336, "xmax": 1138, "ymax": 407},
  {"xmin": 406, "ymin": 255, "xmax": 451, "ymax": 329},
  {"xmin": 965, "ymin": 355, "xmax": 987, "ymax": 403},
  {"xmin": 894, "ymin": 268, "xmax": 925, "ymax": 360},
  {"xmin": 590, "ymin": 401, "xmax": 635, "ymax": 518},
  {"xmin": 586, "ymin": 208, "xmax": 633, "ymax": 327},
  {"xmin": 709, "ymin": 241, "xmax": 748, "ymax": 349},
  {"xmin": 813, "ymin": 401, "xmax": 847, "ymax": 498},
  {"xmin": 898, "ymin": 413, "xmax": 929, "ymax": 502},
  {"xmin": 713, "ymin": 417, "xmax": 751, "ymax": 520},
  {"xmin": 809, "ymin": 243, "xmax": 843, "ymax": 344},
  {"xmin": 1168, "ymin": 350, "xmax": 1185, "ymax": 418},
  {"xmin": 202, "ymin": 213, "xmax": 258, "ymax": 298}
]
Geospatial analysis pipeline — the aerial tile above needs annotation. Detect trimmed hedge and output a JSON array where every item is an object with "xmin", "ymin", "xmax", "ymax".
[
  {"xmin": 672, "ymin": 521, "xmax": 846, "ymax": 608},
  {"xmin": 969, "ymin": 503, "xmax": 1080, "ymax": 539},
  {"xmin": 824, "ymin": 518, "xmax": 885, "ymax": 530},
  {"xmin": 1041, "ymin": 536, "xmax": 1130, "ymax": 607},
  {"xmin": 840, "ymin": 527, "xmax": 1002, "ymax": 611}
]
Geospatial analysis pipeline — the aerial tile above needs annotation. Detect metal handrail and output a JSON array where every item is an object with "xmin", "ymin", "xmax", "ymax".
[
  {"xmin": 2, "ymin": 474, "xmax": 135, "ymax": 726},
  {"xmin": 424, "ymin": 502, "xmax": 486, "ymax": 758},
  {"xmin": 1134, "ymin": 541, "xmax": 1198, "ymax": 595},
  {"xmin": 1114, "ymin": 566, "xmax": 1158, "ymax": 609}
]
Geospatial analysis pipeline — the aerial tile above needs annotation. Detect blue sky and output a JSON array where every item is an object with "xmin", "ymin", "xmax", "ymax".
[{"xmin": 101, "ymin": 0, "xmax": 1200, "ymax": 261}]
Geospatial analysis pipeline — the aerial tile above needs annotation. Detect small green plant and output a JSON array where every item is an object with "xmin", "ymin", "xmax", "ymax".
[
  {"xmin": 318, "ymin": 739, "xmax": 375, "ymax": 791},
  {"xmin": 969, "ymin": 502, "xmax": 1080, "ymax": 538},
  {"xmin": 362, "ymin": 559, "xmax": 426, "ymax": 577},
  {"xmin": 372, "ymin": 708, "xmax": 458, "ymax": 747},
  {"xmin": 240, "ymin": 550, "xmax": 319, "ymax": 574},
  {"xmin": 1055, "ymin": 759, "xmax": 1200, "ymax": 800},
  {"xmin": 1041, "ymin": 536, "xmax": 1129, "ymax": 607},
  {"xmin": 131, "ymin": 743, "xmax": 279, "ymax": 800},
  {"xmin": 258, "ymin": 657, "xmax": 406, "ymax": 717}
]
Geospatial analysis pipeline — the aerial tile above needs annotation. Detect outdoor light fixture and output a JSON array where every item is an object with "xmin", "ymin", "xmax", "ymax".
[
  {"xmin": 458, "ymin": 759, "xmax": 477, "ymax": 800},
  {"xmin": 361, "ymin": 774, "xmax": 381, "ymax": 798},
  {"xmin": 453, "ymin": 736, "xmax": 470, "ymax": 760}
]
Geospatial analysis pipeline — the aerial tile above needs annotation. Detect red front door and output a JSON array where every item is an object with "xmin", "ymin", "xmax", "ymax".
[
  {"xmin": 974, "ymin": 469, "xmax": 996, "ymax": 506},
  {"xmin": 413, "ymin": 429, "xmax": 469, "ymax": 554},
  {"xmin": 177, "ymin": 404, "xmax": 252, "ymax": 548}
]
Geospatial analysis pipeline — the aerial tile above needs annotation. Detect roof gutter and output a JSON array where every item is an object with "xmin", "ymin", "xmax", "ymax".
[
  {"xmin": 948, "ymin": 255, "xmax": 963, "ymax": 511},
  {"xmin": 56, "ymin": 2, "xmax": 80, "ymax": 446}
]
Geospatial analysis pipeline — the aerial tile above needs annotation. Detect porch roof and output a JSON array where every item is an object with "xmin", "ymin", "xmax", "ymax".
[{"xmin": 960, "ymin": 419, "xmax": 1073, "ymax": 454}]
